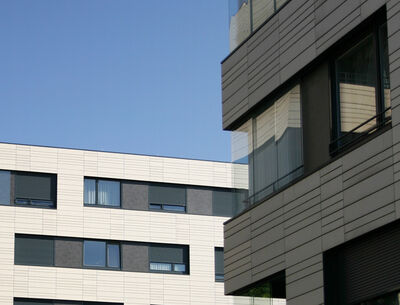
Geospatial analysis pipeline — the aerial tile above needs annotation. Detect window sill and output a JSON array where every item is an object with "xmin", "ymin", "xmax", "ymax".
[
  {"xmin": 0, "ymin": 203, "xmax": 56, "ymax": 209},
  {"xmin": 84, "ymin": 203, "xmax": 121, "ymax": 209}
]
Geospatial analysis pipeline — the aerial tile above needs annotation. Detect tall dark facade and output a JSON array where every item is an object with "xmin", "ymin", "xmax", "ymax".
[{"xmin": 222, "ymin": 0, "xmax": 400, "ymax": 304}]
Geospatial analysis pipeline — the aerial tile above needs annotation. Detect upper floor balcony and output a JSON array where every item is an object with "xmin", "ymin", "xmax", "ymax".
[{"xmin": 229, "ymin": 0, "xmax": 288, "ymax": 52}]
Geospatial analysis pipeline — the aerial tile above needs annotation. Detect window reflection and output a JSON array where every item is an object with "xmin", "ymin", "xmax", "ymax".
[
  {"xmin": 232, "ymin": 85, "xmax": 303, "ymax": 204},
  {"xmin": 336, "ymin": 34, "xmax": 377, "ymax": 134},
  {"xmin": 332, "ymin": 21, "xmax": 391, "ymax": 153},
  {"xmin": 228, "ymin": 0, "xmax": 289, "ymax": 51},
  {"xmin": 229, "ymin": 0, "xmax": 250, "ymax": 51}
]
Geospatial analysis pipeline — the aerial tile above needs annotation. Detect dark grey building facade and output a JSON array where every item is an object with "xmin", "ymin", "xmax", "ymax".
[{"xmin": 222, "ymin": 0, "xmax": 400, "ymax": 304}]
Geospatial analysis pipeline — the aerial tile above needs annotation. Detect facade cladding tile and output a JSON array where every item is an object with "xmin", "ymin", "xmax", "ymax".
[
  {"xmin": 223, "ymin": 0, "xmax": 400, "ymax": 305},
  {"xmin": 0, "ymin": 142, "xmax": 255, "ymax": 305}
]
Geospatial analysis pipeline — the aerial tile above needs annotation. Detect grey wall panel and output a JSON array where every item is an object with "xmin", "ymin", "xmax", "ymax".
[
  {"xmin": 121, "ymin": 181, "xmax": 148, "ymax": 211},
  {"xmin": 221, "ymin": 0, "xmax": 391, "ymax": 130},
  {"xmin": 301, "ymin": 61, "xmax": 331, "ymax": 173},
  {"xmin": 186, "ymin": 187, "xmax": 212, "ymax": 216},
  {"xmin": 54, "ymin": 238, "xmax": 83, "ymax": 268},
  {"xmin": 121, "ymin": 243, "xmax": 148, "ymax": 272},
  {"xmin": 224, "ymin": 128, "xmax": 397, "ymax": 302}
]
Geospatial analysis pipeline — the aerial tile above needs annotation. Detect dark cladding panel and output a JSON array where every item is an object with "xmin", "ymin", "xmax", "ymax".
[
  {"xmin": 186, "ymin": 187, "xmax": 212, "ymax": 215},
  {"xmin": 121, "ymin": 181, "xmax": 148, "ymax": 210},
  {"xmin": 122, "ymin": 243, "xmax": 149, "ymax": 272},
  {"xmin": 55, "ymin": 238, "xmax": 83, "ymax": 268}
]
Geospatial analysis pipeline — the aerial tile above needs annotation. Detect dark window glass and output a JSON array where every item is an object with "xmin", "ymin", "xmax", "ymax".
[
  {"xmin": 0, "ymin": 170, "xmax": 10, "ymax": 205},
  {"xmin": 215, "ymin": 247, "xmax": 224, "ymax": 282},
  {"xmin": 83, "ymin": 240, "xmax": 120, "ymax": 269},
  {"xmin": 15, "ymin": 235, "xmax": 54, "ymax": 266},
  {"xmin": 213, "ymin": 189, "xmax": 236, "ymax": 217},
  {"xmin": 149, "ymin": 244, "xmax": 189, "ymax": 274},
  {"xmin": 14, "ymin": 299, "xmax": 52, "ymax": 305},
  {"xmin": 235, "ymin": 271, "xmax": 286, "ymax": 299},
  {"xmin": 149, "ymin": 203, "xmax": 162, "ymax": 210},
  {"xmin": 84, "ymin": 240, "xmax": 106, "ymax": 267},
  {"xmin": 212, "ymin": 189, "xmax": 248, "ymax": 217},
  {"xmin": 332, "ymin": 20, "xmax": 391, "ymax": 153},
  {"xmin": 107, "ymin": 243, "xmax": 120, "ymax": 268},
  {"xmin": 379, "ymin": 24, "xmax": 391, "ymax": 116},
  {"xmin": 148, "ymin": 184, "xmax": 186, "ymax": 210},
  {"xmin": 162, "ymin": 204, "xmax": 185, "ymax": 212},
  {"xmin": 14, "ymin": 172, "xmax": 56, "ymax": 207},
  {"xmin": 84, "ymin": 178, "xmax": 120, "ymax": 207},
  {"xmin": 336, "ymin": 34, "xmax": 377, "ymax": 134}
]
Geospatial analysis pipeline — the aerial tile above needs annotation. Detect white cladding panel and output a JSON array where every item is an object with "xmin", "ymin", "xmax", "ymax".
[{"xmin": 0, "ymin": 142, "xmax": 249, "ymax": 305}]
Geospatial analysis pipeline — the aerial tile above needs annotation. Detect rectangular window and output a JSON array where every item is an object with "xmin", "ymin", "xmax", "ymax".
[
  {"xmin": 215, "ymin": 247, "xmax": 224, "ymax": 282},
  {"xmin": 331, "ymin": 19, "xmax": 391, "ymax": 153},
  {"xmin": 14, "ymin": 172, "xmax": 56, "ymax": 207},
  {"xmin": 149, "ymin": 244, "xmax": 189, "ymax": 274},
  {"xmin": 232, "ymin": 85, "xmax": 303, "ymax": 204},
  {"xmin": 148, "ymin": 183, "xmax": 186, "ymax": 213},
  {"xmin": 0, "ymin": 170, "xmax": 10, "ymax": 205},
  {"xmin": 83, "ymin": 240, "xmax": 120, "ymax": 269},
  {"xmin": 14, "ymin": 235, "xmax": 54, "ymax": 266},
  {"xmin": 84, "ymin": 178, "xmax": 120, "ymax": 207}
]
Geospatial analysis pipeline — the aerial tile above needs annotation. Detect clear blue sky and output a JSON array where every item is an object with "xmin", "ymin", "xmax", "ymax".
[{"xmin": 0, "ymin": 0, "xmax": 231, "ymax": 161}]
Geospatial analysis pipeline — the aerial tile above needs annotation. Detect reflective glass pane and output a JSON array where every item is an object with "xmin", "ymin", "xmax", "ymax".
[
  {"xmin": 163, "ymin": 204, "xmax": 185, "ymax": 212},
  {"xmin": 98, "ymin": 180, "xmax": 120, "ymax": 206},
  {"xmin": 173, "ymin": 263, "xmax": 186, "ymax": 272},
  {"xmin": 232, "ymin": 119, "xmax": 252, "ymax": 202},
  {"xmin": 150, "ymin": 262, "xmax": 172, "ymax": 271},
  {"xmin": 229, "ymin": 0, "xmax": 251, "ymax": 51},
  {"xmin": 0, "ymin": 170, "xmax": 10, "ymax": 205},
  {"xmin": 149, "ymin": 203, "xmax": 162, "ymax": 210},
  {"xmin": 254, "ymin": 104, "xmax": 277, "ymax": 200},
  {"xmin": 84, "ymin": 240, "xmax": 106, "ymax": 267},
  {"xmin": 107, "ymin": 244, "xmax": 120, "ymax": 268},
  {"xmin": 336, "ymin": 34, "xmax": 377, "ymax": 133},
  {"xmin": 252, "ymin": 0, "xmax": 274, "ymax": 30},
  {"xmin": 379, "ymin": 23, "xmax": 391, "ymax": 117},
  {"xmin": 275, "ymin": 85, "xmax": 303, "ymax": 188},
  {"xmin": 84, "ymin": 178, "xmax": 96, "ymax": 205}
]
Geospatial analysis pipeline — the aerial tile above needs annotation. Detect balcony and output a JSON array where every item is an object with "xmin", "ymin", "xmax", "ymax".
[{"xmin": 229, "ymin": 0, "xmax": 288, "ymax": 51}]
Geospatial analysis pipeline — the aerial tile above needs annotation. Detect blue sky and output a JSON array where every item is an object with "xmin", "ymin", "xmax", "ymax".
[{"xmin": 0, "ymin": 1, "xmax": 231, "ymax": 161}]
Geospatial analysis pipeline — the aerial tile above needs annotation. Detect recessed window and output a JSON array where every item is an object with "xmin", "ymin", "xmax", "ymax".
[
  {"xmin": 83, "ymin": 240, "xmax": 120, "ymax": 269},
  {"xmin": 232, "ymin": 85, "xmax": 303, "ymax": 204},
  {"xmin": 84, "ymin": 178, "xmax": 120, "ymax": 207},
  {"xmin": 14, "ymin": 172, "xmax": 57, "ymax": 207},
  {"xmin": 149, "ymin": 244, "xmax": 189, "ymax": 274},
  {"xmin": 215, "ymin": 247, "xmax": 224, "ymax": 282},
  {"xmin": 331, "ymin": 20, "xmax": 391, "ymax": 153},
  {"xmin": 148, "ymin": 184, "xmax": 186, "ymax": 213}
]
